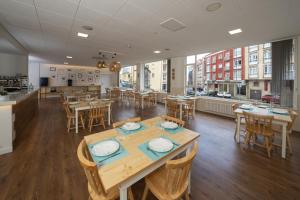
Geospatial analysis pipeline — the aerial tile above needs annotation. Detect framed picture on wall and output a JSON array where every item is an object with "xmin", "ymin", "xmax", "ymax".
[{"xmin": 50, "ymin": 67, "xmax": 56, "ymax": 71}]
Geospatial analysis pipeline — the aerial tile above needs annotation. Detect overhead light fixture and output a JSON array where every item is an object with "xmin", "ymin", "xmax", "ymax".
[
  {"xmin": 154, "ymin": 50, "xmax": 161, "ymax": 54},
  {"xmin": 229, "ymin": 28, "xmax": 242, "ymax": 35},
  {"xmin": 206, "ymin": 2, "xmax": 222, "ymax": 12},
  {"xmin": 77, "ymin": 32, "xmax": 88, "ymax": 38},
  {"xmin": 66, "ymin": 56, "xmax": 72, "ymax": 59},
  {"xmin": 64, "ymin": 62, "xmax": 69, "ymax": 65}
]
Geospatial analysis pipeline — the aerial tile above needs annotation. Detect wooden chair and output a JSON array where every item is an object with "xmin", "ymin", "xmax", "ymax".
[
  {"xmin": 161, "ymin": 115, "xmax": 185, "ymax": 127},
  {"xmin": 145, "ymin": 92, "xmax": 156, "ymax": 106},
  {"xmin": 166, "ymin": 99, "xmax": 179, "ymax": 118},
  {"xmin": 232, "ymin": 103, "xmax": 246, "ymax": 141},
  {"xmin": 142, "ymin": 143, "xmax": 198, "ymax": 200},
  {"xmin": 134, "ymin": 93, "xmax": 143, "ymax": 108},
  {"xmin": 77, "ymin": 140, "xmax": 134, "ymax": 200},
  {"xmin": 63, "ymin": 103, "xmax": 85, "ymax": 132},
  {"xmin": 243, "ymin": 111, "xmax": 274, "ymax": 158},
  {"xmin": 111, "ymin": 89, "xmax": 120, "ymax": 101},
  {"xmin": 273, "ymin": 110, "xmax": 298, "ymax": 154},
  {"xmin": 88, "ymin": 102, "xmax": 106, "ymax": 132},
  {"xmin": 112, "ymin": 117, "xmax": 142, "ymax": 128},
  {"xmin": 183, "ymin": 100, "xmax": 194, "ymax": 120},
  {"xmin": 105, "ymin": 88, "xmax": 111, "ymax": 98}
]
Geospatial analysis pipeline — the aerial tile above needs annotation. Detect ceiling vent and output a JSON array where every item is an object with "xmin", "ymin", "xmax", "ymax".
[{"xmin": 160, "ymin": 18, "xmax": 186, "ymax": 32}]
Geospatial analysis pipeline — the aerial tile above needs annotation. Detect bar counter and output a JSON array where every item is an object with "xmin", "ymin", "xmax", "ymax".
[{"xmin": 0, "ymin": 89, "xmax": 38, "ymax": 155}]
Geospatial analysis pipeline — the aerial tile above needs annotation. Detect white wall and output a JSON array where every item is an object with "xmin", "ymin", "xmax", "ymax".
[
  {"xmin": 293, "ymin": 36, "xmax": 300, "ymax": 131},
  {"xmin": 0, "ymin": 53, "xmax": 28, "ymax": 76},
  {"xmin": 170, "ymin": 57, "xmax": 185, "ymax": 95},
  {"xmin": 28, "ymin": 63, "xmax": 117, "ymax": 89}
]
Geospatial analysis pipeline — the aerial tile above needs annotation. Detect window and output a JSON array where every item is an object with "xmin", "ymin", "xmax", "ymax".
[
  {"xmin": 212, "ymin": 65, "xmax": 216, "ymax": 72},
  {"xmin": 233, "ymin": 70, "xmax": 241, "ymax": 80},
  {"xmin": 212, "ymin": 56, "xmax": 216, "ymax": 64},
  {"xmin": 249, "ymin": 45, "xmax": 258, "ymax": 52},
  {"xmin": 206, "ymin": 58, "xmax": 210, "ymax": 65},
  {"xmin": 144, "ymin": 60, "xmax": 167, "ymax": 91},
  {"xmin": 249, "ymin": 66, "xmax": 258, "ymax": 78},
  {"xmin": 253, "ymin": 81, "xmax": 259, "ymax": 87},
  {"xmin": 185, "ymin": 65, "xmax": 194, "ymax": 95},
  {"xmin": 212, "ymin": 74, "xmax": 216, "ymax": 80},
  {"xmin": 218, "ymin": 73, "xmax": 222, "ymax": 79},
  {"xmin": 206, "ymin": 65, "xmax": 210, "ymax": 72},
  {"xmin": 225, "ymin": 62, "xmax": 230, "ymax": 71},
  {"xmin": 264, "ymin": 63, "xmax": 272, "ymax": 78},
  {"xmin": 218, "ymin": 63, "xmax": 223, "ymax": 69},
  {"xmin": 234, "ymin": 48, "xmax": 242, "ymax": 58},
  {"xmin": 264, "ymin": 43, "xmax": 271, "ymax": 48},
  {"xmin": 206, "ymin": 73, "xmax": 211, "ymax": 80},
  {"xmin": 234, "ymin": 58, "xmax": 242, "ymax": 69},
  {"xmin": 249, "ymin": 52, "xmax": 258, "ymax": 65},
  {"xmin": 218, "ymin": 53, "xmax": 223, "ymax": 60},
  {"xmin": 224, "ymin": 51, "xmax": 230, "ymax": 60},
  {"xmin": 225, "ymin": 72, "xmax": 230, "ymax": 80},
  {"xmin": 119, "ymin": 65, "xmax": 137, "ymax": 88},
  {"xmin": 264, "ymin": 49, "xmax": 272, "ymax": 63}
]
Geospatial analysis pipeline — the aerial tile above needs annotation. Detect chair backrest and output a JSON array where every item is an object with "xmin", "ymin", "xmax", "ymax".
[
  {"xmin": 161, "ymin": 115, "xmax": 185, "ymax": 127},
  {"xmin": 112, "ymin": 117, "xmax": 142, "ymax": 128},
  {"xmin": 63, "ymin": 102, "xmax": 73, "ymax": 117},
  {"xmin": 288, "ymin": 110, "xmax": 299, "ymax": 131},
  {"xmin": 243, "ymin": 111, "xmax": 273, "ymax": 136},
  {"xmin": 167, "ymin": 99, "xmax": 178, "ymax": 109},
  {"xmin": 164, "ymin": 143, "xmax": 198, "ymax": 198},
  {"xmin": 185, "ymin": 100, "xmax": 194, "ymax": 109},
  {"xmin": 232, "ymin": 103, "xmax": 239, "ymax": 117},
  {"xmin": 89, "ymin": 102, "xmax": 105, "ymax": 118},
  {"xmin": 77, "ymin": 140, "xmax": 106, "ymax": 196}
]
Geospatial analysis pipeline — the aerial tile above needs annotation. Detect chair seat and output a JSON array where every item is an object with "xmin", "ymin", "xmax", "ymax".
[
  {"xmin": 88, "ymin": 184, "xmax": 119, "ymax": 200},
  {"xmin": 145, "ymin": 167, "xmax": 187, "ymax": 200}
]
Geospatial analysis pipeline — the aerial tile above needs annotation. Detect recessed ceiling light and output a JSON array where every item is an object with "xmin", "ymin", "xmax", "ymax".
[
  {"xmin": 228, "ymin": 28, "xmax": 242, "ymax": 35},
  {"xmin": 66, "ymin": 56, "xmax": 72, "ymax": 59},
  {"xmin": 117, "ymin": 61, "xmax": 121, "ymax": 63},
  {"xmin": 64, "ymin": 62, "xmax": 69, "ymax": 65},
  {"xmin": 206, "ymin": 2, "xmax": 222, "ymax": 12},
  {"xmin": 154, "ymin": 50, "xmax": 161, "ymax": 54},
  {"xmin": 77, "ymin": 32, "xmax": 88, "ymax": 38}
]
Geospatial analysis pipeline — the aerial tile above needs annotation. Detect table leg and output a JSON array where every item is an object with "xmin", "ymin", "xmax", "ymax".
[
  {"xmin": 142, "ymin": 97, "xmax": 144, "ymax": 109},
  {"xmin": 193, "ymin": 99, "xmax": 196, "ymax": 117},
  {"xmin": 165, "ymin": 99, "xmax": 167, "ymax": 113},
  {"xmin": 180, "ymin": 104, "xmax": 183, "ymax": 120},
  {"xmin": 120, "ymin": 187, "xmax": 127, "ymax": 200},
  {"xmin": 281, "ymin": 124, "xmax": 287, "ymax": 159},
  {"xmin": 186, "ymin": 144, "xmax": 192, "ymax": 194},
  {"xmin": 75, "ymin": 109, "xmax": 78, "ymax": 134},
  {"xmin": 108, "ymin": 104, "xmax": 111, "ymax": 126},
  {"xmin": 155, "ymin": 94, "xmax": 157, "ymax": 105},
  {"xmin": 236, "ymin": 115, "xmax": 241, "ymax": 143}
]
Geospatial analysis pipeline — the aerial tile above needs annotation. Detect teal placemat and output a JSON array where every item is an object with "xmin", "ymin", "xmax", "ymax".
[
  {"xmin": 88, "ymin": 138, "xmax": 128, "ymax": 167},
  {"xmin": 138, "ymin": 136, "xmax": 180, "ymax": 161},
  {"xmin": 157, "ymin": 123, "xmax": 184, "ymax": 134},
  {"xmin": 116, "ymin": 122, "xmax": 146, "ymax": 135},
  {"xmin": 269, "ymin": 110, "xmax": 289, "ymax": 115}
]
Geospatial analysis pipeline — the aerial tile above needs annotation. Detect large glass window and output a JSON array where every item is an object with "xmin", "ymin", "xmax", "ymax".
[
  {"xmin": 249, "ymin": 52, "xmax": 258, "ymax": 65},
  {"xmin": 234, "ymin": 48, "xmax": 242, "ymax": 58},
  {"xmin": 144, "ymin": 60, "xmax": 168, "ymax": 92},
  {"xmin": 119, "ymin": 65, "xmax": 136, "ymax": 88},
  {"xmin": 249, "ymin": 66, "xmax": 258, "ymax": 78},
  {"xmin": 185, "ymin": 65, "xmax": 194, "ymax": 95}
]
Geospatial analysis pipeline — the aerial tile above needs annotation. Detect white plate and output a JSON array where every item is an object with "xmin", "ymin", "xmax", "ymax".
[
  {"xmin": 161, "ymin": 121, "xmax": 178, "ymax": 129},
  {"xmin": 121, "ymin": 122, "xmax": 141, "ymax": 131},
  {"xmin": 240, "ymin": 104, "xmax": 252, "ymax": 110},
  {"xmin": 148, "ymin": 137, "xmax": 174, "ymax": 153},
  {"xmin": 69, "ymin": 101, "xmax": 79, "ymax": 105},
  {"xmin": 257, "ymin": 104, "xmax": 269, "ymax": 109},
  {"xmin": 271, "ymin": 108, "xmax": 288, "ymax": 115},
  {"xmin": 91, "ymin": 140, "xmax": 120, "ymax": 157}
]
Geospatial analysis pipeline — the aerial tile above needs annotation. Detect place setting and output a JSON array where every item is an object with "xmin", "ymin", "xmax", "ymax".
[
  {"xmin": 158, "ymin": 120, "xmax": 184, "ymax": 134},
  {"xmin": 117, "ymin": 121, "xmax": 146, "ymax": 135},
  {"xmin": 88, "ymin": 138, "xmax": 128, "ymax": 167},
  {"xmin": 138, "ymin": 136, "xmax": 180, "ymax": 160}
]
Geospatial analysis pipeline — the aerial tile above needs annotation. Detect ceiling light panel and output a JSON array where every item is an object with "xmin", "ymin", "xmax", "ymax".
[{"xmin": 229, "ymin": 28, "xmax": 242, "ymax": 35}]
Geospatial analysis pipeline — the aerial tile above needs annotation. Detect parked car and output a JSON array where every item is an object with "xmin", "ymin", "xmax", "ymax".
[
  {"xmin": 217, "ymin": 92, "xmax": 232, "ymax": 98},
  {"xmin": 208, "ymin": 91, "xmax": 218, "ymax": 97},
  {"xmin": 261, "ymin": 94, "xmax": 280, "ymax": 104}
]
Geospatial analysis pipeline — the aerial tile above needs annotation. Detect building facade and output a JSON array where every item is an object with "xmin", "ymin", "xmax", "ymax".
[
  {"xmin": 204, "ymin": 48, "xmax": 246, "ymax": 96},
  {"xmin": 244, "ymin": 43, "xmax": 272, "ymax": 100}
]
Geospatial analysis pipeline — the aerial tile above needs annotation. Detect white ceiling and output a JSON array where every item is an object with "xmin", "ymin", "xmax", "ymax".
[{"xmin": 0, "ymin": 0, "xmax": 299, "ymax": 66}]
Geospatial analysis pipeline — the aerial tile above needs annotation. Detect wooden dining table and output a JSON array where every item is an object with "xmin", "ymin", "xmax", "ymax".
[
  {"xmin": 84, "ymin": 116, "xmax": 200, "ymax": 200},
  {"xmin": 234, "ymin": 106, "xmax": 292, "ymax": 158},
  {"xmin": 164, "ymin": 96, "xmax": 198, "ymax": 120},
  {"xmin": 69, "ymin": 99, "xmax": 112, "ymax": 134}
]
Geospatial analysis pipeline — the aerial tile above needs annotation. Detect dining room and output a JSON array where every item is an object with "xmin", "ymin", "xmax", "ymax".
[{"xmin": 1, "ymin": 1, "xmax": 300, "ymax": 200}]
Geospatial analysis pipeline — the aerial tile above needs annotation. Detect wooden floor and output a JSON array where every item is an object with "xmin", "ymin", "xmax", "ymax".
[{"xmin": 1, "ymin": 98, "xmax": 300, "ymax": 200}]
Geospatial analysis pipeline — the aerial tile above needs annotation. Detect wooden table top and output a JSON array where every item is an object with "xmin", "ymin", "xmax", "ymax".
[
  {"xmin": 84, "ymin": 116, "xmax": 200, "ymax": 192},
  {"xmin": 234, "ymin": 106, "xmax": 292, "ymax": 123},
  {"xmin": 69, "ymin": 100, "xmax": 112, "ymax": 109}
]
